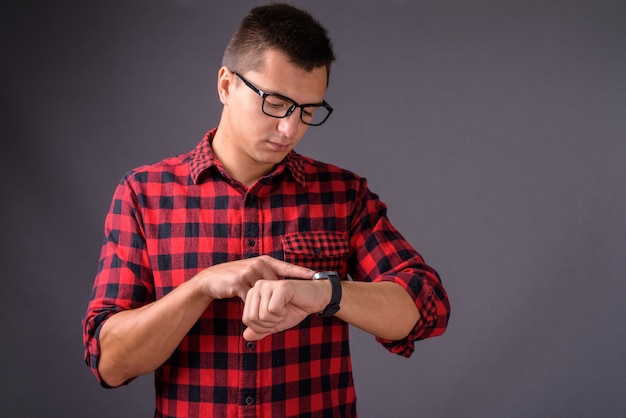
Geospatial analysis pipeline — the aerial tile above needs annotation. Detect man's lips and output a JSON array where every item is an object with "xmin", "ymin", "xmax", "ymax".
[{"xmin": 268, "ymin": 141, "xmax": 291, "ymax": 152}]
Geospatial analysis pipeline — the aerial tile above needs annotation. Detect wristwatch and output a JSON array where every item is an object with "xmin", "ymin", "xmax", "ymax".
[{"xmin": 312, "ymin": 271, "xmax": 342, "ymax": 317}]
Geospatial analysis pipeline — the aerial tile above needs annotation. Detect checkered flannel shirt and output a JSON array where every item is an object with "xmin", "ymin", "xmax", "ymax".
[{"xmin": 83, "ymin": 129, "xmax": 450, "ymax": 417}]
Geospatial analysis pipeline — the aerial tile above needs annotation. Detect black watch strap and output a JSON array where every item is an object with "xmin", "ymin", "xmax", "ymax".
[{"xmin": 312, "ymin": 271, "xmax": 342, "ymax": 317}]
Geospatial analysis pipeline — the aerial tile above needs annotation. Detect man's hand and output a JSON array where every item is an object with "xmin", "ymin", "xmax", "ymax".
[
  {"xmin": 197, "ymin": 255, "xmax": 326, "ymax": 341},
  {"xmin": 97, "ymin": 256, "xmax": 314, "ymax": 386},
  {"xmin": 242, "ymin": 278, "xmax": 332, "ymax": 341},
  {"xmin": 196, "ymin": 255, "xmax": 315, "ymax": 301}
]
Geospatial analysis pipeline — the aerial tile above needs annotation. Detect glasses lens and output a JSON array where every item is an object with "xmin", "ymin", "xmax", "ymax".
[
  {"xmin": 301, "ymin": 105, "xmax": 330, "ymax": 126},
  {"xmin": 262, "ymin": 95, "xmax": 295, "ymax": 118}
]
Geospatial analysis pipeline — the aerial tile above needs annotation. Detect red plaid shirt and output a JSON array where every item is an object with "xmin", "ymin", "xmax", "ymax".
[{"xmin": 83, "ymin": 129, "xmax": 449, "ymax": 417}]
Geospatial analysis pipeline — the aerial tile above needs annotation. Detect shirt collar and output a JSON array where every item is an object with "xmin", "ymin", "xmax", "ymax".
[{"xmin": 189, "ymin": 129, "xmax": 307, "ymax": 186}]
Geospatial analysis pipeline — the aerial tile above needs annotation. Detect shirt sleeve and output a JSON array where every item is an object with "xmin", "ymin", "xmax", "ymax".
[
  {"xmin": 82, "ymin": 174, "xmax": 154, "ymax": 386},
  {"xmin": 348, "ymin": 177, "xmax": 450, "ymax": 358}
]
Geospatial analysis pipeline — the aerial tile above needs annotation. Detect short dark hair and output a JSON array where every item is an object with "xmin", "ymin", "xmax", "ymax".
[{"xmin": 222, "ymin": 3, "xmax": 336, "ymax": 82}]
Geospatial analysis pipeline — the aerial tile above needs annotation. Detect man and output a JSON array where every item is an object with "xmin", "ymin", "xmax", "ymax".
[{"xmin": 83, "ymin": 3, "xmax": 450, "ymax": 417}]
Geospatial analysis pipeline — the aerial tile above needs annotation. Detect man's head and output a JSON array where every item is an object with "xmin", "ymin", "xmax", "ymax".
[
  {"xmin": 213, "ymin": 4, "xmax": 335, "ymax": 186},
  {"xmin": 222, "ymin": 3, "xmax": 335, "ymax": 83}
]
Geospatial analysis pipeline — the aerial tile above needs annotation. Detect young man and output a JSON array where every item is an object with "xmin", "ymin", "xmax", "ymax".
[{"xmin": 83, "ymin": 3, "xmax": 450, "ymax": 417}]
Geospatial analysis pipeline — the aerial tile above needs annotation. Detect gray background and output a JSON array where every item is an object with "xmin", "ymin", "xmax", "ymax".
[{"xmin": 2, "ymin": 0, "xmax": 625, "ymax": 417}]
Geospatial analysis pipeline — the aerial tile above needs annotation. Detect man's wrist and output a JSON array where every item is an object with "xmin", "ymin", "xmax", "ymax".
[{"xmin": 312, "ymin": 271, "xmax": 342, "ymax": 317}]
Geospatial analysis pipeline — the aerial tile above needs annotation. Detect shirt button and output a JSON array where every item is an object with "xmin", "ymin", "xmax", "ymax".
[
  {"xmin": 245, "ymin": 396, "xmax": 254, "ymax": 405},
  {"xmin": 246, "ymin": 341, "xmax": 255, "ymax": 350},
  {"xmin": 247, "ymin": 239, "xmax": 255, "ymax": 247}
]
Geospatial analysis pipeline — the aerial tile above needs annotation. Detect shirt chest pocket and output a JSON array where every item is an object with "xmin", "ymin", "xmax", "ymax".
[{"xmin": 282, "ymin": 231, "xmax": 349, "ymax": 278}]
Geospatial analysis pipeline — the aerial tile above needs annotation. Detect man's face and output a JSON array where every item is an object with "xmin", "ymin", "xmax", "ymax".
[{"xmin": 219, "ymin": 48, "xmax": 328, "ymax": 179}]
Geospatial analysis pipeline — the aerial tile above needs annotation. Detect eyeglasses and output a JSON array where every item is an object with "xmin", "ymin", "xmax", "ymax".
[{"xmin": 233, "ymin": 71, "xmax": 333, "ymax": 126}]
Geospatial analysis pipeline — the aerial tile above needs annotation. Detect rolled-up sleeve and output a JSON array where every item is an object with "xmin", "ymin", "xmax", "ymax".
[
  {"xmin": 349, "ymin": 178, "xmax": 450, "ymax": 357},
  {"xmin": 82, "ymin": 174, "xmax": 154, "ymax": 385}
]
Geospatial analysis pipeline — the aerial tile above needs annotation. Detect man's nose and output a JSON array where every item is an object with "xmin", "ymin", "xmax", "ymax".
[{"xmin": 277, "ymin": 109, "xmax": 302, "ymax": 139}]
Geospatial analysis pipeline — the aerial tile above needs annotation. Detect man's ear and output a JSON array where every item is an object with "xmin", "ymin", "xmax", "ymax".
[{"xmin": 217, "ymin": 67, "xmax": 232, "ymax": 105}]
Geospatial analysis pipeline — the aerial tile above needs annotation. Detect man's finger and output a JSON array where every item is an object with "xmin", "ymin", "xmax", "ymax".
[
  {"xmin": 259, "ymin": 255, "xmax": 315, "ymax": 280},
  {"xmin": 243, "ymin": 327, "xmax": 269, "ymax": 342}
]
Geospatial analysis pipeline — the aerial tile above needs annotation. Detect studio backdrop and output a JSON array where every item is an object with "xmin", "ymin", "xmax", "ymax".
[{"xmin": 1, "ymin": 0, "xmax": 625, "ymax": 417}]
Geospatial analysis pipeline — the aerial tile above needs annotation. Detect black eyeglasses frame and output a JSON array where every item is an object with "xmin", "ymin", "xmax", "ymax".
[{"xmin": 233, "ymin": 71, "xmax": 333, "ymax": 126}]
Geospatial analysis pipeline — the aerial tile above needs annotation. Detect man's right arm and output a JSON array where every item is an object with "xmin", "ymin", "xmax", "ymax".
[
  {"xmin": 97, "ymin": 276, "xmax": 212, "ymax": 387},
  {"xmin": 96, "ymin": 256, "xmax": 316, "ymax": 387}
]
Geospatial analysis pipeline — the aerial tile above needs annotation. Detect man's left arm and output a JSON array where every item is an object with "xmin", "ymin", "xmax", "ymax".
[
  {"xmin": 241, "ymin": 276, "xmax": 418, "ymax": 341},
  {"xmin": 335, "ymin": 280, "xmax": 419, "ymax": 341}
]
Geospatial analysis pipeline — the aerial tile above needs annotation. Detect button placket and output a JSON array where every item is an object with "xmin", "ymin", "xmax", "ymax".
[
  {"xmin": 241, "ymin": 388, "xmax": 256, "ymax": 407},
  {"xmin": 241, "ymin": 331, "xmax": 258, "ymax": 409},
  {"xmin": 242, "ymin": 192, "xmax": 260, "ymax": 259}
]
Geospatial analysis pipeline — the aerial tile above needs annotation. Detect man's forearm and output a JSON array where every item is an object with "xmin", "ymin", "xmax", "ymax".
[
  {"xmin": 97, "ymin": 278, "xmax": 213, "ymax": 387},
  {"xmin": 336, "ymin": 281, "xmax": 419, "ymax": 341}
]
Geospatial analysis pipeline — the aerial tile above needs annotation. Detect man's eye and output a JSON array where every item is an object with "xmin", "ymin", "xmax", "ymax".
[
  {"xmin": 265, "ymin": 97, "xmax": 290, "ymax": 108},
  {"xmin": 267, "ymin": 102, "xmax": 286, "ymax": 109}
]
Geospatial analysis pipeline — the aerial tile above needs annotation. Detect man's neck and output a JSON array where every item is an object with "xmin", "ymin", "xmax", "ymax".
[{"xmin": 211, "ymin": 130, "xmax": 273, "ymax": 188}]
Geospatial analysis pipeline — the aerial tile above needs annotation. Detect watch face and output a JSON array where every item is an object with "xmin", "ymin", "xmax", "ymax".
[
  {"xmin": 312, "ymin": 271, "xmax": 342, "ymax": 317},
  {"xmin": 312, "ymin": 271, "xmax": 339, "ymax": 280}
]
